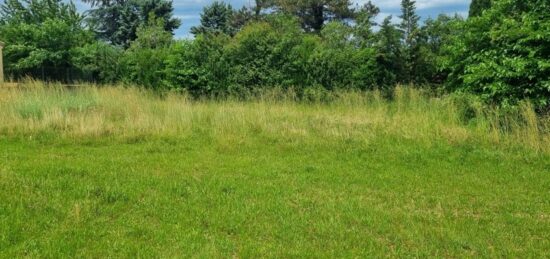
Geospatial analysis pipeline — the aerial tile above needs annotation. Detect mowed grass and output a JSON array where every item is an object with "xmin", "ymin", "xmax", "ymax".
[{"xmin": 0, "ymin": 82, "xmax": 549, "ymax": 257}]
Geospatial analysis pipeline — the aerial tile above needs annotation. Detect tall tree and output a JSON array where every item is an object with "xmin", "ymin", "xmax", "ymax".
[
  {"xmin": 354, "ymin": 1, "xmax": 380, "ymax": 48},
  {"xmin": 231, "ymin": 7, "xmax": 254, "ymax": 32},
  {"xmin": 375, "ymin": 16, "xmax": 404, "ymax": 88},
  {"xmin": 274, "ymin": 0, "xmax": 354, "ymax": 32},
  {"xmin": 469, "ymin": 0, "xmax": 491, "ymax": 17},
  {"xmin": 421, "ymin": 14, "xmax": 464, "ymax": 83},
  {"xmin": 0, "ymin": 0, "xmax": 93, "ymax": 80},
  {"xmin": 399, "ymin": 0, "xmax": 419, "ymax": 50},
  {"xmin": 0, "ymin": 0, "xmax": 82, "ymax": 25},
  {"xmin": 191, "ymin": 1, "xmax": 236, "ymax": 36},
  {"xmin": 398, "ymin": 0, "xmax": 421, "ymax": 83},
  {"xmin": 82, "ymin": 0, "xmax": 180, "ymax": 48},
  {"xmin": 252, "ymin": 0, "xmax": 274, "ymax": 17}
]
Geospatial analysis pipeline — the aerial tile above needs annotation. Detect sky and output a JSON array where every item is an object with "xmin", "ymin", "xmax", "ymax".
[{"xmin": 71, "ymin": 0, "xmax": 471, "ymax": 39}]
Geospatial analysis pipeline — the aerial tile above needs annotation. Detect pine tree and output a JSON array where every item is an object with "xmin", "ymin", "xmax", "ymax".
[
  {"xmin": 82, "ymin": 0, "xmax": 180, "ymax": 48},
  {"xmin": 274, "ymin": 0, "xmax": 354, "ymax": 32},
  {"xmin": 355, "ymin": 1, "xmax": 380, "ymax": 48},
  {"xmin": 375, "ymin": 16, "xmax": 404, "ymax": 87},
  {"xmin": 191, "ymin": 2, "xmax": 236, "ymax": 36},
  {"xmin": 398, "ymin": 0, "xmax": 420, "ymax": 84},
  {"xmin": 399, "ymin": 0, "xmax": 419, "ymax": 50}
]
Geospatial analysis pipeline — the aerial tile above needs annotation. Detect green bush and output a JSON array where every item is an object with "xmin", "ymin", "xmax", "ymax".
[
  {"xmin": 71, "ymin": 42, "xmax": 123, "ymax": 83},
  {"xmin": 119, "ymin": 18, "xmax": 173, "ymax": 89},
  {"xmin": 224, "ymin": 16, "xmax": 304, "ymax": 93},
  {"xmin": 0, "ymin": 0, "xmax": 93, "ymax": 81},
  {"xmin": 163, "ymin": 35, "xmax": 231, "ymax": 96},
  {"xmin": 444, "ymin": 0, "xmax": 550, "ymax": 110}
]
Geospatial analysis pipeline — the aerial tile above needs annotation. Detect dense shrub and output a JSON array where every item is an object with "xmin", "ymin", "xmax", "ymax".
[
  {"xmin": 119, "ymin": 18, "xmax": 173, "ymax": 89},
  {"xmin": 163, "ymin": 15, "xmax": 311, "ymax": 97},
  {"xmin": 444, "ymin": 0, "xmax": 550, "ymax": 110},
  {"xmin": 71, "ymin": 42, "xmax": 123, "ymax": 83},
  {"xmin": 0, "ymin": 0, "xmax": 94, "ymax": 81},
  {"xmin": 224, "ymin": 16, "xmax": 304, "ymax": 94},
  {"xmin": 163, "ymin": 35, "xmax": 230, "ymax": 96},
  {"xmin": 1, "ymin": 0, "xmax": 549, "ymax": 110}
]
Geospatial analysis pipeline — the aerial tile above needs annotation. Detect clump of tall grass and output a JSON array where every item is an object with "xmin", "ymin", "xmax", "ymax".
[{"xmin": 0, "ymin": 80, "xmax": 548, "ymax": 154}]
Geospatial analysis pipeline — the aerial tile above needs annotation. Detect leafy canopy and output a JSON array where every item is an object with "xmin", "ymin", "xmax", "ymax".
[
  {"xmin": 0, "ymin": 0, "xmax": 92, "ymax": 79},
  {"xmin": 82, "ymin": 0, "xmax": 180, "ymax": 48},
  {"xmin": 445, "ymin": 0, "xmax": 550, "ymax": 109}
]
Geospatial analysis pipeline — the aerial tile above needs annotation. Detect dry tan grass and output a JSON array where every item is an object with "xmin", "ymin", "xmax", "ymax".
[{"xmin": 0, "ymin": 80, "xmax": 548, "ymax": 154}]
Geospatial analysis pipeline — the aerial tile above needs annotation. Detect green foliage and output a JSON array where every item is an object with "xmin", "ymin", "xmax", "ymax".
[
  {"xmin": 120, "ymin": 46, "xmax": 169, "ymax": 89},
  {"xmin": 224, "ymin": 17, "xmax": 304, "ymax": 94},
  {"xmin": 0, "ymin": 0, "xmax": 82, "ymax": 25},
  {"xmin": 131, "ymin": 16, "xmax": 173, "ymax": 49},
  {"xmin": 354, "ymin": 1, "xmax": 380, "ymax": 48},
  {"xmin": 421, "ymin": 14, "xmax": 464, "ymax": 84},
  {"xmin": 374, "ymin": 16, "xmax": 404, "ymax": 88},
  {"xmin": 0, "ymin": 0, "xmax": 94, "ymax": 80},
  {"xmin": 1, "ymin": 0, "xmax": 548, "ymax": 110},
  {"xmin": 399, "ymin": 0, "xmax": 420, "ymax": 48},
  {"xmin": 71, "ymin": 42, "xmax": 123, "ymax": 83},
  {"xmin": 163, "ymin": 15, "xmax": 314, "ymax": 97},
  {"xmin": 162, "ymin": 40, "xmax": 207, "ymax": 94},
  {"xmin": 308, "ymin": 22, "xmax": 355, "ymax": 90},
  {"xmin": 469, "ymin": 0, "xmax": 491, "ymax": 17},
  {"xmin": 445, "ymin": 0, "xmax": 550, "ymax": 109},
  {"xmin": 84, "ymin": 0, "xmax": 180, "ymax": 48},
  {"xmin": 274, "ymin": 0, "xmax": 354, "ymax": 32},
  {"xmin": 351, "ymin": 47, "xmax": 381, "ymax": 90},
  {"xmin": 163, "ymin": 35, "xmax": 231, "ymax": 96},
  {"xmin": 120, "ymin": 17, "xmax": 173, "ymax": 89},
  {"xmin": 162, "ymin": 12, "xmax": 413, "ymax": 96},
  {"xmin": 398, "ymin": 0, "xmax": 422, "ymax": 84},
  {"xmin": 191, "ymin": 1, "xmax": 240, "ymax": 36}
]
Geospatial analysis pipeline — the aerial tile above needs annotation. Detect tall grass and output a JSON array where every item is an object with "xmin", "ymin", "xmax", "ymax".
[{"xmin": 1, "ymin": 80, "xmax": 548, "ymax": 154}]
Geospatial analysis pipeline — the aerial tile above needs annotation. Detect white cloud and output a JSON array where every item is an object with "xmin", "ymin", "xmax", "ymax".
[
  {"xmin": 175, "ymin": 15, "xmax": 201, "ymax": 20},
  {"xmin": 354, "ymin": 0, "xmax": 470, "ymax": 10}
]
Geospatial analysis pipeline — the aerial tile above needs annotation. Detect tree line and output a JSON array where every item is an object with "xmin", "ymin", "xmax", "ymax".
[{"xmin": 0, "ymin": 0, "xmax": 548, "ymax": 110}]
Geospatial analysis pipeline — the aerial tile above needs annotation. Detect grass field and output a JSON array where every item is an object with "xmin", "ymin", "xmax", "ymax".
[{"xmin": 1, "ymin": 82, "xmax": 549, "ymax": 257}]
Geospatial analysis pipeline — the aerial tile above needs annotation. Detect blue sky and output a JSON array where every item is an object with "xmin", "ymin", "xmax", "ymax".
[{"xmin": 72, "ymin": 0, "xmax": 471, "ymax": 38}]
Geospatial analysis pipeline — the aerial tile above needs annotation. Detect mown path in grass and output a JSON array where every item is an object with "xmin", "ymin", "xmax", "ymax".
[{"xmin": 1, "ymin": 134, "xmax": 548, "ymax": 257}]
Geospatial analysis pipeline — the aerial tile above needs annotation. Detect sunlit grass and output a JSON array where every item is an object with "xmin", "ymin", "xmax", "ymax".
[
  {"xmin": 0, "ymin": 81, "xmax": 549, "ymax": 257},
  {"xmin": 0, "ymin": 80, "xmax": 548, "ymax": 153}
]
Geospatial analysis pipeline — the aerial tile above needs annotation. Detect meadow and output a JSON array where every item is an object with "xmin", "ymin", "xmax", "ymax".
[{"xmin": 0, "ymin": 81, "xmax": 549, "ymax": 257}]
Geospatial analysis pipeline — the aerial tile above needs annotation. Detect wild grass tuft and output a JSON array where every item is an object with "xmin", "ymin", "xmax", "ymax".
[{"xmin": 0, "ymin": 81, "xmax": 548, "ymax": 153}]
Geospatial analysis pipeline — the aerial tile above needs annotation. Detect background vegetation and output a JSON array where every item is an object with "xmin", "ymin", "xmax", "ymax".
[{"xmin": 1, "ymin": 0, "xmax": 549, "ymax": 111}]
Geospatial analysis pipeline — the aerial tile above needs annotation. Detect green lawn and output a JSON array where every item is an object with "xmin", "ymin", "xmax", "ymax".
[
  {"xmin": 0, "ymin": 85, "xmax": 549, "ymax": 257},
  {"xmin": 1, "ymin": 135, "xmax": 549, "ymax": 257}
]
